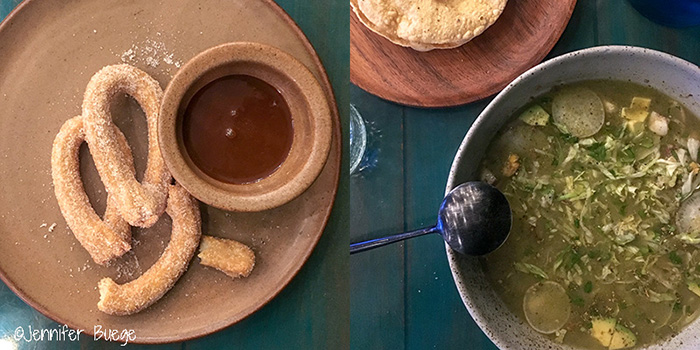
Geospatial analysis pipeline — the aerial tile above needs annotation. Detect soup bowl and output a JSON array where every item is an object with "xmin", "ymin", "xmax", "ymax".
[{"xmin": 446, "ymin": 46, "xmax": 700, "ymax": 349}]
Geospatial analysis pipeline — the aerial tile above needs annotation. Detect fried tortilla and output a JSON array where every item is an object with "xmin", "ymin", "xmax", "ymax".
[{"xmin": 352, "ymin": 0, "xmax": 507, "ymax": 51}]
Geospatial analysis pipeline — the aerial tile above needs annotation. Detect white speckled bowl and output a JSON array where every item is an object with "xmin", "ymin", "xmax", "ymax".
[{"xmin": 446, "ymin": 46, "xmax": 700, "ymax": 349}]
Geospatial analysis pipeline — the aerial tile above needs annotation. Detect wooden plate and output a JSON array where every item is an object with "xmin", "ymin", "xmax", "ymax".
[
  {"xmin": 0, "ymin": 0, "xmax": 340, "ymax": 343},
  {"xmin": 350, "ymin": 0, "xmax": 577, "ymax": 107}
]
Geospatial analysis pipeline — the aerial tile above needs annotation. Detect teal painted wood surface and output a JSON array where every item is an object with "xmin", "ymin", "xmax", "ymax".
[
  {"xmin": 349, "ymin": 91, "xmax": 406, "ymax": 350},
  {"xmin": 350, "ymin": 1, "xmax": 700, "ymax": 349},
  {"xmin": 0, "ymin": 0, "xmax": 349, "ymax": 349}
]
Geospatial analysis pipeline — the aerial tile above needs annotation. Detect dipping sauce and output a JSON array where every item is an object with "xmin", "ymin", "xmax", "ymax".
[{"xmin": 182, "ymin": 75, "xmax": 293, "ymax": 184}]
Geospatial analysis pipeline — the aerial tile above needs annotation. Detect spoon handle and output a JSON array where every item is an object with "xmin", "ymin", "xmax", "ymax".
[{"xmin": 350, "ymin": 226, "xmax": 439, "ymax": 254}]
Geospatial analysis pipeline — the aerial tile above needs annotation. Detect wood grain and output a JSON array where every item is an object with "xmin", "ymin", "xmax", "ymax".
[{"xmin": 350, "ymin": 0, "xmax": 577, "ymax": 107}]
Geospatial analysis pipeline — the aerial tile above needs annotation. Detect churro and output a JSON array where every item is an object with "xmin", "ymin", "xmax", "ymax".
[
  {"xmin": 97, "ymin": 184, "xmax": 201, "ymax": 315},
  {"xmin": 198, "ymin": 235, "xmax": 255, "ymax": 278},
  {"xmin": 51, "ymin": 116, "xmax": 132, "ymax": 265},
  {"xmin": 82, "ymin": 64, "xmax": 170, "ymax": 228}
]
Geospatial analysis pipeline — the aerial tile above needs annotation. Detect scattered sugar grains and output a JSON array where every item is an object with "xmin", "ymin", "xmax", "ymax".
[{"xmin": 120, "ymin": 39, "xmax": 182, "ymax": 69}]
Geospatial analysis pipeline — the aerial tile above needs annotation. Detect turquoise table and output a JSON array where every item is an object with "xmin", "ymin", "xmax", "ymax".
[
  {"xmin": 0, "ymin": 0, "xmax": 349, "ymax": 349},
  {"xmin": 350, "ymin": 2, "xmax": 700, "ymax": 349}
]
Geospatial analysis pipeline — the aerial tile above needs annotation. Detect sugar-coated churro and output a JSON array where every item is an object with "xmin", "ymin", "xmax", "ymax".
[
  {"xmin": 51, "ymin": 116, "xmax": 132, "ymax": 265},
  {"xmin": 198, "ymin": 235, "xmax": 255, "ymax": 278},
  {"xmin": 82, "ymin": 64, "xmax": 170, "ymax": 228},
  {"xmin": 97, "ymin": 184, "xmax": 201, "ymax": 315}
]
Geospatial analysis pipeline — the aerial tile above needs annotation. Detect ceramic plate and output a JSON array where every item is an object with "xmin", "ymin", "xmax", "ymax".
[{"xmin": 0, "ymin": 0, "xmax": 340, "ymax": 343}]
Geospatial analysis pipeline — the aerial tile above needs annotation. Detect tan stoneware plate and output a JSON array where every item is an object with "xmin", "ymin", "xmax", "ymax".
[
  {"xmin": 0, "ymin": 0, "xmax": 340, "ymax": 344},
  {"xmin": 159, "ymin": 42, "xmax": 332, "ymax": 212},
  {"xmin": 350, "ymin": 0, "xmax": 577, "ymax": 107}
]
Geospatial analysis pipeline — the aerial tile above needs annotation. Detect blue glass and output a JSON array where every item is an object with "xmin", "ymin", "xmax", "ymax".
[{"xmin": 628, "ymin": 0, "xmax": 700, "ymax": 27}]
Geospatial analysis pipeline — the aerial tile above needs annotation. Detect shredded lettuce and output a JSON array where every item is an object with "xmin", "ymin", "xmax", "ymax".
[
  {"xmin": 648, "ymin": 289, "xmax": 676, "ymax": 303},
  {"xmin": 514, "ymin": 262, "xmax": 549, "ymax": 280},
  {"xmin": 678, "ymin": 232, "xmax": 700, "ymax": 245},
  {"xmin": 503, "ymin": 104, "xmax": 700, "ymax": 301}
]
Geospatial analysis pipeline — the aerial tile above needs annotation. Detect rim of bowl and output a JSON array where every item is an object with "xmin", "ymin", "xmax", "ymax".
[
  {"xmin": 159, "ymin": 42, "xmax": 332, "ymax": 212},
  {"xmin": 445, "ymin": 45, "xmax": 700, "ymax": 349}
]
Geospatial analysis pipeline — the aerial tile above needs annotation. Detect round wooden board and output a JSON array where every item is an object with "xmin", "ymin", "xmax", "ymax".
[
  {"xmin": 0, "ymin": 0, "xmax": 339, "ymax": 343},
  {"xmin": 350, "ymin": 0, "xmax": 577, "ymax": 107}
]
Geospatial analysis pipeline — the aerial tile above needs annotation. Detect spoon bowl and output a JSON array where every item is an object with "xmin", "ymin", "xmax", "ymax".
[{"xmin": 438, "ymin": 182, "xmax": 512, "ymax": 255}]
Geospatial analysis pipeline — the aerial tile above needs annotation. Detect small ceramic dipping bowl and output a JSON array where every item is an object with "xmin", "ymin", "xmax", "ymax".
[
  {"xmin": 159, "ymin": 42, "xmax": 332, "ymax": 212},
  {"xmin": 447, "ymin": 46, "xmax": 700, "ymax": 349}
]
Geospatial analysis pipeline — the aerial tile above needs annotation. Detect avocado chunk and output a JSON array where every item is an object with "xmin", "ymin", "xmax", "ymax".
[
  {"xmin": 590, "ymin": 318, "xmax": 617, "ymax": 347},
  {"xmin": 590, "ymin": 318, "xmax": 637, "ymax": 350},
  {"xmin": 688, "ymin": 281, "xmax": 700, "ymax": 297},
  {"xmin": 608, "ymin": 324, "xmax": 636, "ymax": 350},
  {"xmin": 630, "ymin": 97, "xmax": 651, "ymax": 111},
  {"xmin": 626, "ymin": 120, "xmax": 645, "ymax": 134},
  {"xmin": 622, "ymin": 96, "xmax": 652, "ymax": 123},
  {"xmin": 519, "ymin": 104, "xmax": 550, "ymax": 126},
  {"xmin": 623, "ymin": 109, "xmax": 649, "ymax": 123}
]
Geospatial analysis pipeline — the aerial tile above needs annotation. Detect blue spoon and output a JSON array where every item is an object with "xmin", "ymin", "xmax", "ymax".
[{"xmin": 350, "ymin": 182, "xmax": 512, "ymax": 256}]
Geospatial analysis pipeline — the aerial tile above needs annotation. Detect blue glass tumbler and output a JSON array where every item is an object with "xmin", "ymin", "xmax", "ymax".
[{"xmin": 628, "ymin": 0, "xmax": 700, "ymax": 27}]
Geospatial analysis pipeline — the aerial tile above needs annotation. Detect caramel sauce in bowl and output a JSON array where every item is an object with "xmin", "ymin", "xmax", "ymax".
[{"xmin": 159, "ymin": 42, "xmax": 332, "ymax": 212}]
